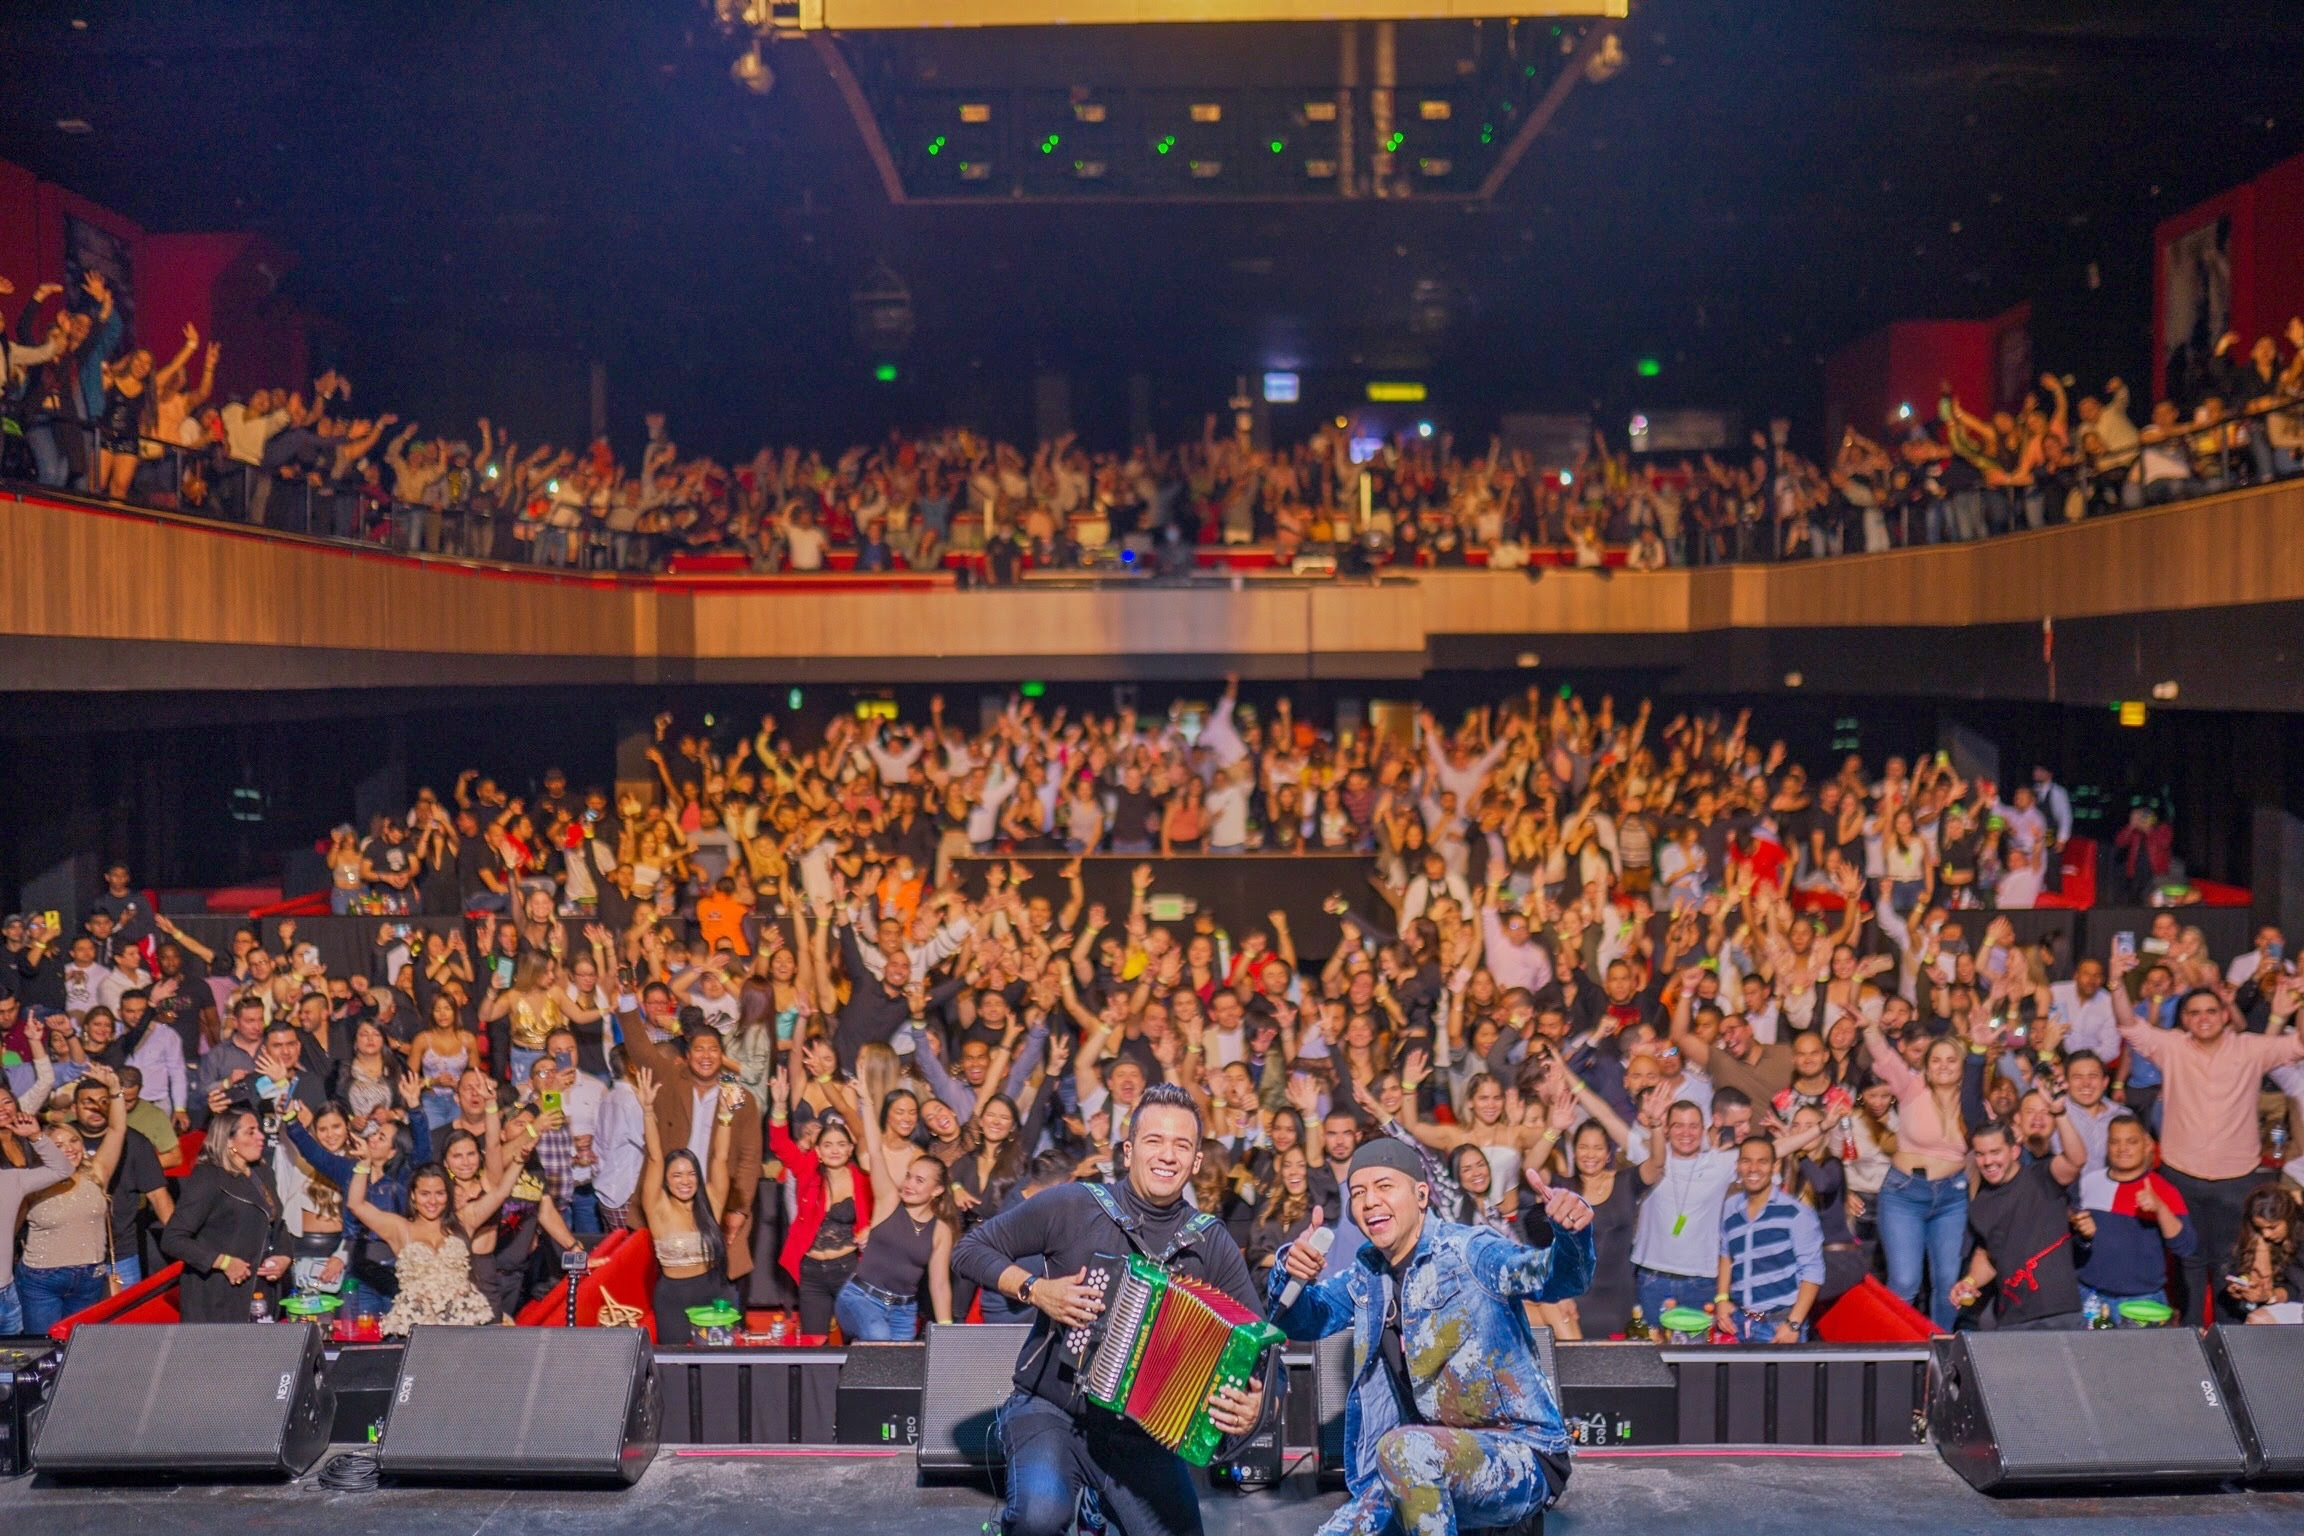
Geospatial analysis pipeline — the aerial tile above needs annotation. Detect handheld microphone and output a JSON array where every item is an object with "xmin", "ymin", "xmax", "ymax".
[{"xmin": 1276, "ymin": 1224, "xmax": 1337, "ymax": 1310}]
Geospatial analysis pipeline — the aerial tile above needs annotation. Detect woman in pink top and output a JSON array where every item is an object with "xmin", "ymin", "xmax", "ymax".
[
  {"xmin": 1863, "ymin": 1021, "xmax": 1971, "ymax": 1329},
  {"xmin": 2110, "ymin": 949, "xmax": 2304, "ymax": 1324}
]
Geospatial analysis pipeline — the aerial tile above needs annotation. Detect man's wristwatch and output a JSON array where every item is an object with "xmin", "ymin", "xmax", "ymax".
[{"xmin": 1017, "ymin": 1276, "xmax": 1038, "ymax": 1307}]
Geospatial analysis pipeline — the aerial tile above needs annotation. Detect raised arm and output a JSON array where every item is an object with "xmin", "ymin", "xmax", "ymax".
[{"xmin": 852, "ymin": 1072, "xmax": 900, "ymax": 1214}]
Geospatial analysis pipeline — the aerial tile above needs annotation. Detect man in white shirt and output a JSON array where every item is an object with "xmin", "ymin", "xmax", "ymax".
[
  {"xmin": 1205, "ymin": 761, "xmax": 1253, "ymax": 853},
  {"xmin": 2227, "ymin": 928, "xmax": 2286, "ymax": 989},
  {"xmin": 1481, "ymin": 898, "xmax": 1553, "ymax": 994},
  {"xmin": 1631, "ymin": 1098, "xmax": 1740, "ymax": 1324},
  {"xmin": 2048, "ymin": 959, "xmax": 2119, "ymax": 1061},
  {"xmin": 61, "ymin": 936, "xmax": 115, "ymax": 1022},
  {"xmin": 591, "ymin": 1057, "xmax": 648, "ymax": 1227},
  {"xmin": 1402, "ymin": 850, "xmax": 1472, "ymax": 926}
]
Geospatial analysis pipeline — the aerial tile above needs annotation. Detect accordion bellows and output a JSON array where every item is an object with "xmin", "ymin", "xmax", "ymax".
[{"xmin": 1070, "ymin": 1252, "xmax": 1284, "ymax": 1465}]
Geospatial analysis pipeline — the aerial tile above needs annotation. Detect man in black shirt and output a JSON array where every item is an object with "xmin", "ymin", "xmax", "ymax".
[
  {"xmin": 1951, "ymin": 1110, "xmax": 2087, "ymax": 1329},
  {"xmin": 833, "ymin": 920, "xmax": 914, "ymax": 1070},
  {"xmin": 1107, "ymin": 763, "xmax": 1160, "ymax": 855},
  {"xmin": 953, "ymin": 1084, "xmax": 1276, "ymax": 1536},
  {"xmin": 69, "ymin": 1076, "xmax": 172, "ymax": 1286},
  {"xmin": 89, "ymin": 863, "xmax": 155, "ymax": 948}
]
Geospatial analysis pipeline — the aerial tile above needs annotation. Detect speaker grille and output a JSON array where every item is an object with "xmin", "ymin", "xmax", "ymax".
[
  {"xmin": 2208, "ymin": 1323, "xmax": 2304, "ymax": 1477},
  {"xmin": 36, "ymin": 1323, "xmax": 327, "ymax": 1475},
  {"xmin": 1957, "ymin": 1329, "xmax": 2243, "ymax": 1486},
  {"xmin": 917, "ymin": 1322, "xmax": 1031, "ymax": 1471},
  {"xmin": 379, "ymin": 1326, "xmax": 656, "ymax": 1483}
]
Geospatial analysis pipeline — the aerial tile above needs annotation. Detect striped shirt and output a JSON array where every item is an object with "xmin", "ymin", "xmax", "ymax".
[{"xmin": 1718, "ymin": 1189, "xmax": 1825, "ymax": 1315}]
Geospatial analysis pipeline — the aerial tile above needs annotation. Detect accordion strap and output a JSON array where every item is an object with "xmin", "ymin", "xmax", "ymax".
[{"xmin": 1087, "ymin": 1181, "xmax": 1219, "ymax": 1266}]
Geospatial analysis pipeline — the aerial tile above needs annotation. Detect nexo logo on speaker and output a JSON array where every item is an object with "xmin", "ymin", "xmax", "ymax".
[
  {"xmin": 398, "ymin": 1378, "xmax": 415, "ymax": 1404},
  {"xmin": 2201, "ymin": 1380, "xmax": 2219, "ymax": 1408},
  {"xmin": 277, "ymin": 1373, "xmax": 294, "ymax": 1402}
]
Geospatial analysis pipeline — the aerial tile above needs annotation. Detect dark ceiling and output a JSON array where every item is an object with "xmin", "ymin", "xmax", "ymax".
[{"xmin": 3, "ymin": 0, "xmax": 2302, "ymax": 457}]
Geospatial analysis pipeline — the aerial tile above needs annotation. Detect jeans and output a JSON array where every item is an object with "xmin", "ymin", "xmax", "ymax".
[
  {"xmin": 565, "ymin": 1185, "xmax": 603, "ymax": 1237},
  {"xmin": 2162, "ymin": 1165, "xmax": 2265, "ymax": 1325},
  {"xmin": 27, "ymin": 421, "xmax": 68, "ymax": 487},
  {"xmin": 1633, "ymin": 1265, "xmax": 1710, "ymax": 1330},
  {"xmin": 998, "ymin": 1390, "xmax": 1204, "ymax": 1536},
  {"xmin": 2081, "ymin": 1285, "xmax": 2169, "ymax": 1327},
  {"xmin": 1878, "ymin": 1165, "xmax": 1968, "ymax": 1331},
  {"xmin": 833, "ymin": 1278, "xmax": 919, "ymax": 1342},
  {"xmin": 1724, "ymin": 1306, "xmax": 1802, "ymax": 1343},
  {"xmin": 1325, "ymin": 1426, "xmax": 1567, "ymax": 1536},
  {"xmin": 19, "ymin": 1261, "xmax": 110, "ymax": 1334},
  {"xmin": 421, "ymin": 1089, "xmax": 458, "ymax": 1131},
  {"xmin": 0, "ymin": 1278, "xmax": 22, "ymax": 1335},
  {"xmin": 509, "ymin": 1046, "xmax": 546, "ymax": 1087},
  {"xmin": 109, "ymin": 1255, "xmax": 142, "ymax": 1289}
]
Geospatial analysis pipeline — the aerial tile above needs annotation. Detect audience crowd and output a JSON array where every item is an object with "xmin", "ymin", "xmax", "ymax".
[
  {"xmin": 6, "ymin": 273, "xmax": 2304, "ymax": 576},
  {"xmin": 1, "ymin": 682, "xmax": 2297, "ymax": 1353}
]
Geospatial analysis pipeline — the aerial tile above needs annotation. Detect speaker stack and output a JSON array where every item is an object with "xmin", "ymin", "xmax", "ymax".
[{"xmin": 31, "ymin": 1323, "xmax": 659, "ymax": 1487}]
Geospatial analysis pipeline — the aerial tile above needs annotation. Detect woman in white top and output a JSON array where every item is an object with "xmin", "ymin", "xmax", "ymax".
[
  {"xmin": 1396, "ymin": 1056, "xmax": 1551, "ymax": 1197},
  {"xmin": 634, "ymin": 1066, "xmax": 734, "ymax": 1345}
]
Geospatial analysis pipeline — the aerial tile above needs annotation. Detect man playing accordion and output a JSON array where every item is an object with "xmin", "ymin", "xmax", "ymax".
[
  {"xmin": 1271, "ymin": 1136, "xmax": 1596, "ymax": 1536},
  {"xmin": 954, "ymin": 1081, "xmax": 1278, "ymax": 1536}
]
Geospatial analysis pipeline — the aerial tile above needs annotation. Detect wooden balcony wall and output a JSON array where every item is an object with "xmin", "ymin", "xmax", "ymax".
[{"xmin": 3, "ymin": 479, "xmax": 2302, "ymax": 692}]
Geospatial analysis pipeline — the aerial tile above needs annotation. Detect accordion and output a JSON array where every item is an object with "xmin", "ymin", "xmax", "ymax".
[{"xmin": 1057, "ymin": 1252, "xmax": 1284, "ymax": 1466}]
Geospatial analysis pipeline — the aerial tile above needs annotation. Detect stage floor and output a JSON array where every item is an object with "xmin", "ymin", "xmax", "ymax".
[{"xmin": 5, "ymin": 1445, "xmax": 2302, "ymax": 1534}]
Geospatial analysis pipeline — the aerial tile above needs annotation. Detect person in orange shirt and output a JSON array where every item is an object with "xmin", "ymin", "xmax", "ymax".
[
  {"xmin": 695, "ymin": 876, "xmax": 755, "ymax": 957},
  {"xmin": 876, "ymin": 855, "xmax": 925, "ymax": 933}
]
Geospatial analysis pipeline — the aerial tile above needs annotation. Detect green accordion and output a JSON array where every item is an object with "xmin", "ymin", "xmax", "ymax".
[{"xmin": 1068, "ymin": 1251, "xmax": 1285, "ymax": 1466}]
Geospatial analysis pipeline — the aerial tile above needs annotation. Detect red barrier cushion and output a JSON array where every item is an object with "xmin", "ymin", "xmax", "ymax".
[{"xmin": 1813, "ymin": 1274, "xmax": 1936, "ymax": 1343}]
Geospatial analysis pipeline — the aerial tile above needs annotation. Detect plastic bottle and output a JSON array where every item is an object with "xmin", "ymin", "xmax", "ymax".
[
  {"xmin": 2083, "ymin": 1295, "xmax": 2110, "ymax": 1330},
  {"xmin": 250, "ymin": 1289, "xmax": 271, "ymax": 1324},
  {"xmin": 1625, "ymin": 1305, "xmax": 1651, "ymax": 1342}
]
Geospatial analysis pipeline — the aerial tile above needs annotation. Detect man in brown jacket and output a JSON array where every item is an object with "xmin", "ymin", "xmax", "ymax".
[{"xmin": 621, "ymin": 1006, "xmax": 763, "ymax": 1281}]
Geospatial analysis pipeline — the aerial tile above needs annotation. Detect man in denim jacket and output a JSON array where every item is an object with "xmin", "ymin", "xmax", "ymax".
[{"xmin": 1271, "ymin": 1137, "xmax": 1594, "ymax": 1535}]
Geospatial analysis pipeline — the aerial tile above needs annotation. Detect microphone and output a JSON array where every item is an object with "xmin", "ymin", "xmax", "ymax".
[{"xmin": 1276, "ymin": 1224, "xmax": 1337, "ymax": 1310}]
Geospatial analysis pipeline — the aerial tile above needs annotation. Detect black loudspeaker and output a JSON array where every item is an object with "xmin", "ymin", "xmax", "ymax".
[
  {"xmin": 2204, "ymin": 1324, "xmax": 2304, "ymax": 1481},
  {"xmin": 378, "ymin": 1325, "xmax": 659, "ymax": 1486},
  {"xmin": 1311, "ymin": 1329, "xmax": 1353, "ymax": 1484},
  {"xmin": 0, "ymin": 1342, "xmax": 63, "ymax": 1477},
  {"xmin": 1556, "ymin": 1342, "xmax": 1677, "ymax": 1448},
  {"xmin": 324, "ymin": 1343, "xmax": 405, "ymax": 1445},
  {"xmin": 837, "ymin": 1341, "xmax": 926, "ymax": 1446},
  {"xmin": 34, "ymin": 1322, "xmax": 334, "ymax": 1479},
  {"xmin": 1930, "ymin": 1329, "xmax": 2246, "ymax": 1494},
  {"xmin": 916, "ymin": 1321, "xmax": 1031, "ymax": 1477}
]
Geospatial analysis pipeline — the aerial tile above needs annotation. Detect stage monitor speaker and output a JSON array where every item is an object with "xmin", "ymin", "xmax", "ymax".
[
  {"xmin": 378, "ymin": 1325, "xmax": 658, "ymax": 1486},
  {"xmin": 838, "ymin": 1341, "xmax": 926, "ymax": 1446},
  {"xmin": 1312, "ymin": 1330, "xmax": 1352, "ymax": 1484},
  {"xmin": 33, "ymin": 1322, "xmax": 333, "ymax": 1480},
  {"xmin": 0, "ymin": 1342, "xmax": 63, "ymax": 1478},
  {"xmin": 917, "ymin": 1321, "xmax": 1031, "ymax": 1477},
  {"xmin": 1930, "ymin": 1329, "xmax": 2245, "ymax": 1494},
  {"xmin": 2204, "ymin": 1323, "xmax": 2304, "ymax": 1481},
  {"xmin": 1556, "ymin": 1341, "xmax": 1676, "ymax": 1447}
]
